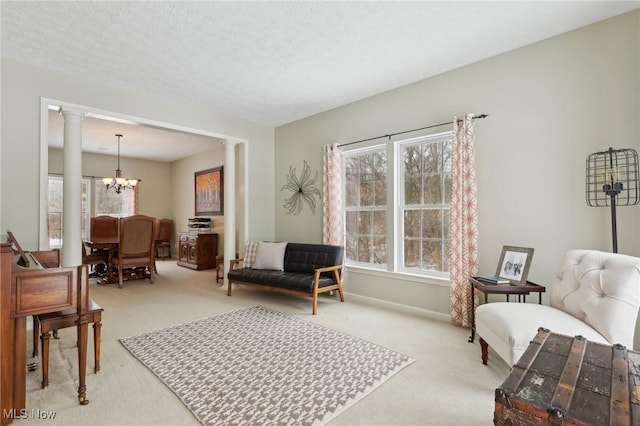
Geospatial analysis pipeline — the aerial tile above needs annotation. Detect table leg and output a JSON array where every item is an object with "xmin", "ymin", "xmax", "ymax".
[
  {"xmin": 100, "ymin": 247, "xmax": 117, "ymax": 285},
  {"xmin": 468, "ymin": 281, "xmax": 476, "ymax": 343}
]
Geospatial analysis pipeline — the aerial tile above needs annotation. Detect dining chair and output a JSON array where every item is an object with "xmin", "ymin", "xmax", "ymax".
[
  {"xmin": 89, "ymin": 215, "xmax": 118, "ymax": 270},
  {"xmin": 155, "ymin": 218, "xmax": 173, "ymax": 260},
  {"xmin": 111, "ymin": 214, "xmax": 156, "ymax": 288},
  {"xmin": 82, "ymin": 240, "xmax": 109, "ymax": 278},
  {"xmin": 90, "ymin": 215, "xmax": 118, "ymax": 241}
]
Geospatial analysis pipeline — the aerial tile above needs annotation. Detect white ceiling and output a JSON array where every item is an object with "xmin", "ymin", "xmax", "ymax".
[
  {"xmin": 3, "ymin": 1, "xmax": 639, "ymax": 162},
  {"xmin": 47, "ymin": 108, "xmax": 223, "ymax": 162}
]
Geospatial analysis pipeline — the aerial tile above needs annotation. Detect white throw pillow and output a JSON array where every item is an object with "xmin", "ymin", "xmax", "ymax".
[
  {"xmin": 252, "ymin": 242, "xmax": 287, "ymax": 271},
  {"xmin": 243, "ymin": 241, "xmax": 260, "ymax": 268}
]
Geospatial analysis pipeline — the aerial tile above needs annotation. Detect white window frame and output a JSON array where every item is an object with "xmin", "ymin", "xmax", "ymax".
[
  {"xmin": 396, "ymin": 131, "xmax": 452, "ymax": 278},
  {"xmin": 47, "ymin": 175, "xmax": 137, "ymax": 248},
  {"xmin": 341, "ymin": 130, "xmax": 453, "ymax": 279},
  {"xmin": 93, "ymin": 180, "xmax": 137, "ymax": 218},
  {"xmin": 47, "ymin": 175, "xmax": 91, "ymax": 248},
  {"xmin": 342, "ymin": 145, "xmax": 387, "ymax": 270}
]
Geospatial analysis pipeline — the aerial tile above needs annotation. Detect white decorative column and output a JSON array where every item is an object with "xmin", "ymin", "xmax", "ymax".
[
  {"xmin": 59, "ymin": 108, "xmax": 84, "ymax": 267},
  {"xmin": 222, "ymin": 139, "xmax": 238, "ymax": 286}
]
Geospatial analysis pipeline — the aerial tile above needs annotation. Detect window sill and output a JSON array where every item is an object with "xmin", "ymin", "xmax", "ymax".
[{"xmin": 344, "ymin": 265, "xmax": 451, "ymax": 287}]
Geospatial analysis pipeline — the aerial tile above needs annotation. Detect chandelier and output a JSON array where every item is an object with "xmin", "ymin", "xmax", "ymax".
[{"xmin": 102, "ymin": 134, "xmax": 138, "ymax": 194}]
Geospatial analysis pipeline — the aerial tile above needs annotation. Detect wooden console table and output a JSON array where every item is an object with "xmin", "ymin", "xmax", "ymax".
[
  {"xmin": 177, "ymin": 232, "xmax": 218, "ymax": 270},
  {"xmin": 467, "ymin": 276, "xmax": 545, "ymax": 343}
]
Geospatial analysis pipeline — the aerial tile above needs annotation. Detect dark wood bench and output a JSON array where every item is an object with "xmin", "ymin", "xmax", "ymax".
[
  {"xmin": 33, "ymin": 300, "xmax": 104, "ymax": 389},
  {"xmin": 227, "ymin": 243, "xmax": 344, "ymax": 315}
]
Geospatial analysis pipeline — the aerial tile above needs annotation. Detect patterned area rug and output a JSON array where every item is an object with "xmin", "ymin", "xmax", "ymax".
[{"xmin": 120, "ymin": 305, "xmax": 414, "ymax": 425}]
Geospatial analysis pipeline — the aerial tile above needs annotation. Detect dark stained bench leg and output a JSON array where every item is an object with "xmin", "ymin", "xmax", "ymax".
[
  {"xmin": 32, "ymin": 315, "xmax": 40, "ymax": 357},
  {"xmin": 41, "ymin": 331, "xmax": 51, "ymax": 388},
  {"xmin": 93, "ymin": 315, "xmax": 102, "ymax": 373},
  {"xmin": 480, "ymin": 337, "xmax": 489, "ymax": 365}
]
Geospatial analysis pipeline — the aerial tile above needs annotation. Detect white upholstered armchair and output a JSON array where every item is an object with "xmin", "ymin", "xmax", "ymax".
[{"xmin": 475, "ymin": 249, "xmax": 640, "ymax": 366}]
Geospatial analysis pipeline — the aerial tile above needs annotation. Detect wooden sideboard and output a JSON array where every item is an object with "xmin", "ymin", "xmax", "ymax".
[{"xmin": 177, "ymin": 233, "xmax": 218, "ymax": 270}]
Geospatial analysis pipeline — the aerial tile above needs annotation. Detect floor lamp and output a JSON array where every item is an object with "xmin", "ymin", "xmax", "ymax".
[{"xmin": 586, "ymin": 147, "xmax": 639, "ymax": 253}]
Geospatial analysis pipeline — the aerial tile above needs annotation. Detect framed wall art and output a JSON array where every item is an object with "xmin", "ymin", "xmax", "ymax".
[
  {"xmin": 495, "ymin": 245, "xmax": 534, "ymax": 285},
  {"xmin": 195, "ymin": 166, "xmax": 223, "ymax": 216}
]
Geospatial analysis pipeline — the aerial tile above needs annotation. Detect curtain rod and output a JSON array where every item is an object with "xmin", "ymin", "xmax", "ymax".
[{"xmin": 337, "ymin": 113, "xmax": 489, "ymax": 148}]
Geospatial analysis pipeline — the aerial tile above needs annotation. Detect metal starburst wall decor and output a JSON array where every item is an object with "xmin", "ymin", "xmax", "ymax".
[{"xmin": 281, "ymin": 160, "xmax": 321, "ymax": 215}]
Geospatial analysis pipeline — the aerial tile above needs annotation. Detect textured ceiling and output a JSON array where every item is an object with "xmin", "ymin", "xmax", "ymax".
[{"xmin": 2, "ymin": 1, "xmax": 639, "ymax": 161}]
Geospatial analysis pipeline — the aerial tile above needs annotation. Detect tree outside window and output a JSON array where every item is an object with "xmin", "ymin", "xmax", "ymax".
[
  {"xmin": 47, "ymin": 176, "xmax": 90, "ymax": 248},
  {"xmin": 343, "ymin": 148, "xmax": 387, "ymax": 267},
  {"xmin": 94, "ymin": 180, "xmax": 136, "ymax": 217},
  {"xmin": 47, "ymin": 175, "xmax": 136, "ymax": 248},
  {"xmin": 342, "ymin": 131, "xmax": 452, "ymax": 277},
  {"xmin": 400, "ymin": 133, "xmax": 452, "ymax": 274}
]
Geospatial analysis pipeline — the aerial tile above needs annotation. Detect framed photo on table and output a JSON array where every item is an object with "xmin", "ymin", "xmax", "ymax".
[
  {"xmin": 195, "ymin": 166, "xmax": 223, "ymax": 216},
  {"xmin": 495, "ymin": 245, "xmax": 534, "ymax": 285}
]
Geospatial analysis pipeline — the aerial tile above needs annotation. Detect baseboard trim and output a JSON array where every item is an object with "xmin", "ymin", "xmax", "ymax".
[{"xmin": 343, "ymin": 292, "xmax": 451, "ymax": 322}]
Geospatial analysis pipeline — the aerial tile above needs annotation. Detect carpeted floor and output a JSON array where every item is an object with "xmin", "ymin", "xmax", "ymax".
[
  {"xmin": 120, "ymin": 305, "xmax": 415, "ymax": 425},
  {"xmin": 19, "ymin": 260, "xmax": 510, "ymax": 425}
]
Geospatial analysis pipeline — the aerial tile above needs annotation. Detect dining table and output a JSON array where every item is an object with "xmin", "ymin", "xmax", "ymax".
[{"xmin": 83, "ymin": 237, "xmax": 119, "ymax": 283}]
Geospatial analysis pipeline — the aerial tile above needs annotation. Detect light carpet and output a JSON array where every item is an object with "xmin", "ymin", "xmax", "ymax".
[{"xmin": 120, "ymin": 305, "xmax": 415, "ymax": 426}]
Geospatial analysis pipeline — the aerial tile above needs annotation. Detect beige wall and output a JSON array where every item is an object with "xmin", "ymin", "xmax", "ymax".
[
  {"xmin": 2, "ymin": 10, "xmax": 639, "ymax": 334},
  {"xmin": 1, "ymin": 59, "xmax": 276, "ymax": 253},
  {"xmin": 50, "ymin": 145, "xmax": 227, "ymax": 256},
  {"xmin": 49, "ymin": 148, "xmax": 174, "ymax": 218},
  {"xmin": 172, "ymin": 147, "xmax": 226, "ymax": 254},
  {"xmin": 274, "ymin": 12, "xmax": 640, "ymax": 315}
]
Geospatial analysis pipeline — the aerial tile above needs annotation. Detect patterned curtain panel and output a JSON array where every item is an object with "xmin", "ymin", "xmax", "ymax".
[
  {"xmin": 133, "ymin": 187, "xmax": 139, "ymax": 214},
  {"xmin": 322, "ymin": 143, "xmax": 344, "ymax": 246},
  {"xmin": 448, "ymin": 114, "xmax": 479, "ymax": 327}
]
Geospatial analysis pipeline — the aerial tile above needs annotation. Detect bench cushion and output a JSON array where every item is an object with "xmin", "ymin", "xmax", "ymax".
[
  {"xmin": 243, "ymin": 241, "xmax": 260, "ymax": 268},
  {"xmin": 227, "ymin": 268, "xmax": 338, "ymax": 293},
  {"xmin": 252, "ymin": 242, "xmax": 287, "ymax": 271},
  {"xmin": 284, "ymin": 243, "xmax": 343, "ymax": 275}
]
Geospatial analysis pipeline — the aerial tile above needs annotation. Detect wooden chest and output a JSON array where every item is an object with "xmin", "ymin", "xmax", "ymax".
[{"xmin": 494, "ymin": 328, "xmax": 640, "ymax": 425}]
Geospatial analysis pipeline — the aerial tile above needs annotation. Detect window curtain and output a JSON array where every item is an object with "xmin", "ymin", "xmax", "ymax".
[
  {"xmin": 448, "ymin": 114, "xmax": 479, "ymax": 327},
  {"xmin": 133, "ymin": 187, "xmax": 139, "ymax": 214},
  {"xmin": 322, "ymin": 143, "xmax": 343, "ymax": 246}
]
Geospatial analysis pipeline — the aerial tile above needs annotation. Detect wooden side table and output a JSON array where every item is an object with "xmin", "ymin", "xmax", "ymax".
[
  {"xmin": 468, "ymin": 276, "xmax": 545, "ymax": 343},
  {"xmin": 215, "ymin": 253, "xmax": 239, "ymax": 283},
  {"xmin": 215, "ymin": 254, "xmax": 224, "ymax": 283}
]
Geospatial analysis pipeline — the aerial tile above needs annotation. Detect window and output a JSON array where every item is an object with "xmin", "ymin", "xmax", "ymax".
[
  {"xmin": 94, "ymin": 180, "xmax": 136, "ymax": 217},
  {"xmin": 342, "ymin": 131, "xmax": 452, "ymax": 277},
  {"xmin": 47, "ymin": 175, "xmax": 137, "ymax": 248},
  {"xmin": 343, "ymin": 148, "xmax": 387, "ymax": 267},
  {"xmin": 399, "ymin": 132, "xmax": 452, "ymax": 275},
  {"xmin": 47, "ymin": 176, "xmax": 91, "ymax": 248}
]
